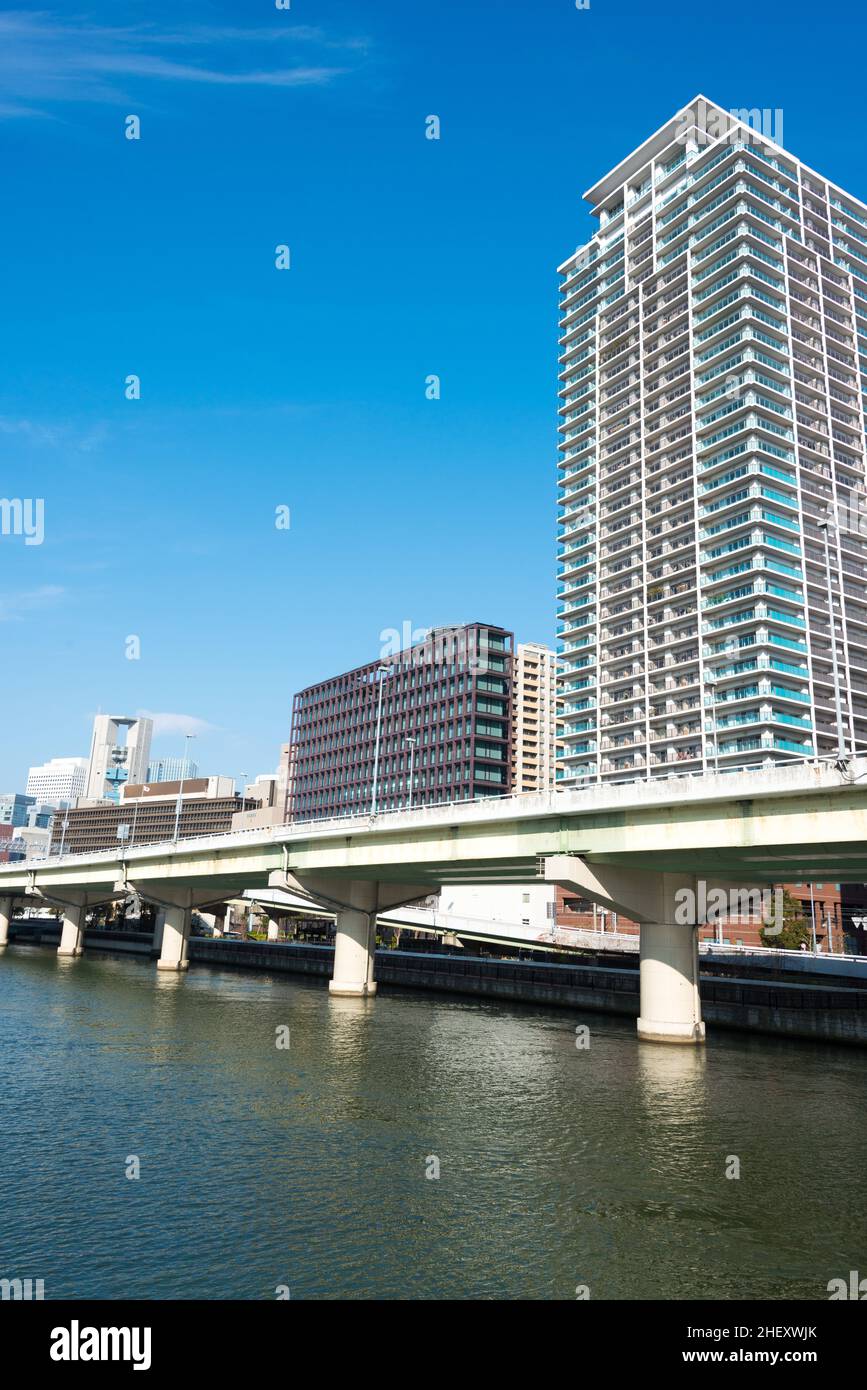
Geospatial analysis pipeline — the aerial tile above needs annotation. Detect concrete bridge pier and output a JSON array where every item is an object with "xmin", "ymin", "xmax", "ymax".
[
  {"xmin": 0, "ymin": 896, "xmax": 12, "ymax": 951},
  {"xmin": 58, "ymin": 904, "xmax": 86, "ymax": 958},
  {"xmin": 331, "ymin": 882, "xmax": 378, "ymax": 997},
  {"xmin": 197, "ymin": 906, "xmax": 227, "ymax": 939},
  {"xmin": 545, "ymin": 857, "xmax": 707, "ymax": 1045},
  {"xmin": 124, "ymin": 882, "xmax": 240, "ymax": 972},
  {"xmin": 269, "ymin": 872, "xmax": 430, "ymax": 999},
  {"xmin": 637, "ymin": 920, "xmax": 704, "ymax": 1045},
  {"xmin": 156, "ymin": 905, "xmax": 190, "ymax": 971},
  {"xmin": 265, "ymin": 911, "xmax": 289, "ymax": 945},
  {"xmin": 28, "ymin": 889, "xmax": 117, "ymax": 959}
]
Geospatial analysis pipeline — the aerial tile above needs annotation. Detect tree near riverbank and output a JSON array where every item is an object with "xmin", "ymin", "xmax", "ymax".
[{"xmin": 760, "ymin": 889, "xmax": 812, "ymax": 951}]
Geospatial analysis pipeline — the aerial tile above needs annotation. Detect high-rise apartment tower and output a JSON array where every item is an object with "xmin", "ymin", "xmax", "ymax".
[{"xmin": 557, "ymin": 96, "xmax": 867, "ymax": 786}]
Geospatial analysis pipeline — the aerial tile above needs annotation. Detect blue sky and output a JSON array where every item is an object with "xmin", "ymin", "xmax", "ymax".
[{"xmin": 2, "ymin": 0, "xmax": 866, "ymax": 789}]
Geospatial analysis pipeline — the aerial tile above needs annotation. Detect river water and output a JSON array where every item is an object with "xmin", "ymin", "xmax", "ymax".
[{"xmin": 0, "ymin": 943, "xmax": 863, "ymax": 1300}]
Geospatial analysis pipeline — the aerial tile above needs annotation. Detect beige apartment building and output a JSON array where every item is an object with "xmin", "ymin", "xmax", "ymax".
[{"xmin": 511, "ymin": 642, "xmax": 558, "ymax": 792}]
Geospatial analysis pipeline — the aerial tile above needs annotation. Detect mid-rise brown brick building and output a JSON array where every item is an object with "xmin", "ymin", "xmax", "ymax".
[{"xmin": 288, "ymin": 623, "xmax": 514, "ymax": 820}]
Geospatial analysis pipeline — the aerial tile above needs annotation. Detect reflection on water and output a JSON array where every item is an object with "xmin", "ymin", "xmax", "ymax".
[{"xmin": 0, "ymin": 943, "xmax": 864, "ymax": 1300}]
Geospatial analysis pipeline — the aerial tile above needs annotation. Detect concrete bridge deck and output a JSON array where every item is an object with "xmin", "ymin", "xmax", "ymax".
[{"xmin": 2, "ymin": 762, "xmax": 866, "ymax": 1044}]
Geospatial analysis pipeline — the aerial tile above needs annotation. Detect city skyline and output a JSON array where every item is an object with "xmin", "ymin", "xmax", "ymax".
[
  {"xmin": 4, "ymin": 1, "xmax": 867, "ymax": 1332},
  {"xmin": 3, "ymin": 1, "xmax": 867, "ymax": 791}
]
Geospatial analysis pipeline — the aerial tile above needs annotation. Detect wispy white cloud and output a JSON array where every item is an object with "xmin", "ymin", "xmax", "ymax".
[
  {"xmin": 0, "ymin": 11, "xmax": 366, "ymax": 116},
  {"xmin": 0, "ymin": 585, "xmax": 65, "ymax": 621},
  {"xmin": 137, "ymin": 710, "xmax": 220, "ymax": 738},
  {"xmin": 0, "ymin": 100, "xmax": 52, "ymax": 118},
  {"xmin": 0, "ymin": 416, "xmax": 63, "ymax": 445},
  {"xmin": 85, "ymin": 55, "xmax": 346, "ymax": 87},
  {"xmin": 0, "ymin": 416, "xmax": 109, "ymax": 452}
]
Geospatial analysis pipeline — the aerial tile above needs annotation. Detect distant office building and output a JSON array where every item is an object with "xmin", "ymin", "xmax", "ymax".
[
  {"xmin": 26, "ymin": 757, "xmax": 88, "ymax": 806},
  {"xmin": 557, "ymin": 95, "xmax": 867, "ymax": 786},
  {"xmin": 288, "ymin": 624, "xmax": 514, "ymax": 820},
  {"xmin": 511, "ymin": 643, "xmax": 558, "ymax": 792},
  {"xmin": 12, "ymin": 825, "xmax": 52, "ymax": 863},
  {"xmin": 232, "ymin": 749, "xmax": 292, "ymax": 831},
  {"xmin": 0, "ymin": 824, "xmax": 15, "ymax": 863},
  {"xmin": 146, "ymin": 757, "xmax": 199, "ymax": 784},
  {"xmin": 51, "ymin": 776, "xmax": 253, "ymax": 856},
  {"xmin": 0, "ymin": 792, "xmax": 35, "ymax": 828},
  {"xmin": 85, "ymin": 715, "xmax": 153, "ymax": 802}
]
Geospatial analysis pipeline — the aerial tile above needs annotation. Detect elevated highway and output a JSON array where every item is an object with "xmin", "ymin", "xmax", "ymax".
[{"xmin": 2, "ymin": 761, "xmax": 867, "ymax": 1043}]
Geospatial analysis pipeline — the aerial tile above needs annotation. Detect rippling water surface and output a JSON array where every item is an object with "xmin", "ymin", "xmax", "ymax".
[{"xmin": 0, "ymin": 943, "xmax": 864, "ymax": 1299}]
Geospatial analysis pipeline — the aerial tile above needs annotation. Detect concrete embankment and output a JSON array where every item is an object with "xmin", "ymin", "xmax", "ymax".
[{"xmin": 9, "ymin": 922, "xmax": 867, "ymax": 1045}]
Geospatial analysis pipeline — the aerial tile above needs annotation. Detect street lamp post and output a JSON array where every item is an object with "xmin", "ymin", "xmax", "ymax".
[
  {"xmin": 819, "ymin": 511, "xmax": 847, "ymax": 763},
  {"xmin": 370, "ymin": 666, "xmax": 390, "ymax": 816},
  {"xmin": 172, "ymin": 734, "xmax": 196, "ymax": 842},
  {"xmin": 405, "ymin": 736, "xmax": 418, "ymax": 810}
]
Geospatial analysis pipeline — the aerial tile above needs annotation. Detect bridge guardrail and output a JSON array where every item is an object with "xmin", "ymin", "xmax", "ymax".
[{"xmin": 2, "ymin": 751, "xmax": 860, "ymax": 870}]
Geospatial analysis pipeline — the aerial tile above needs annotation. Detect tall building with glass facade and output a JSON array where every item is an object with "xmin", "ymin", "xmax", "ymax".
[
  {"xmin": 557, "ymin": 96, "xmax": 867, "ymax": 786},
  {"xmin": 146, "ymin": 758, "xmax": 199, "ymax": 784}
]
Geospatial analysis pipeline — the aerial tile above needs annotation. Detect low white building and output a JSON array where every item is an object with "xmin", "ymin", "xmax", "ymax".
[{"xmin": 437, "ymin": 884, "xmax": 557, "ymax": 934}]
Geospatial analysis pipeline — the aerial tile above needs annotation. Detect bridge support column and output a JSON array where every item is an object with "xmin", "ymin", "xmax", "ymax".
[
  {"xmin": 545, "ymin": 857, "xmax": 706, "ymax": 1046},
  {"xmin": 265, "ymin": 911, "xmax": 286, "ymax": 942},
  {"xmin": 28, "ymin": 889, "xmax": 121, "ymax": 960},
  {"xmin": 58, "ymin": 905, "xmax": 85, "ymax": 958},
  {"xmin": 197, "ymin": 907, "xmax": 227, "ymax": 939},
  {"xmin": 0, "ymin": 897, "xmax": 11, "ymax": 951},
  {"xmin": 151, "ymin": 909, "xmax": 166, "ymax": 956},
  {"xmin": 637, "ymin": 921, "xmax": 704, "ymax": 1045},
  {"xmin": 123, "ymin": 883, "xmax": 242, "ymax": 974},
  {"xmin": 330, "ymin": 882, "xmax": 378, "ymax": 997},
  {"xmin": 267, "ymin": 871, "xmax": 430, "ymax": 1000},
  {"xmin": 157, "ymin": 905, "xmax": 191, "ymax": 972}
]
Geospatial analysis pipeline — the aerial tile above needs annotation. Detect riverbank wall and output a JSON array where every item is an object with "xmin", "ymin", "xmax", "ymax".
[{"xmin": 9, "ymin": 922, "xmax": 867, "ymax": 1045}]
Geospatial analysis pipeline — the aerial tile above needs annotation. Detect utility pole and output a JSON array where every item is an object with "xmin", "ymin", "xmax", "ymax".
[{"xmin": 172, "ymin": 733, "xmax": 196, "ymax": 842}]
